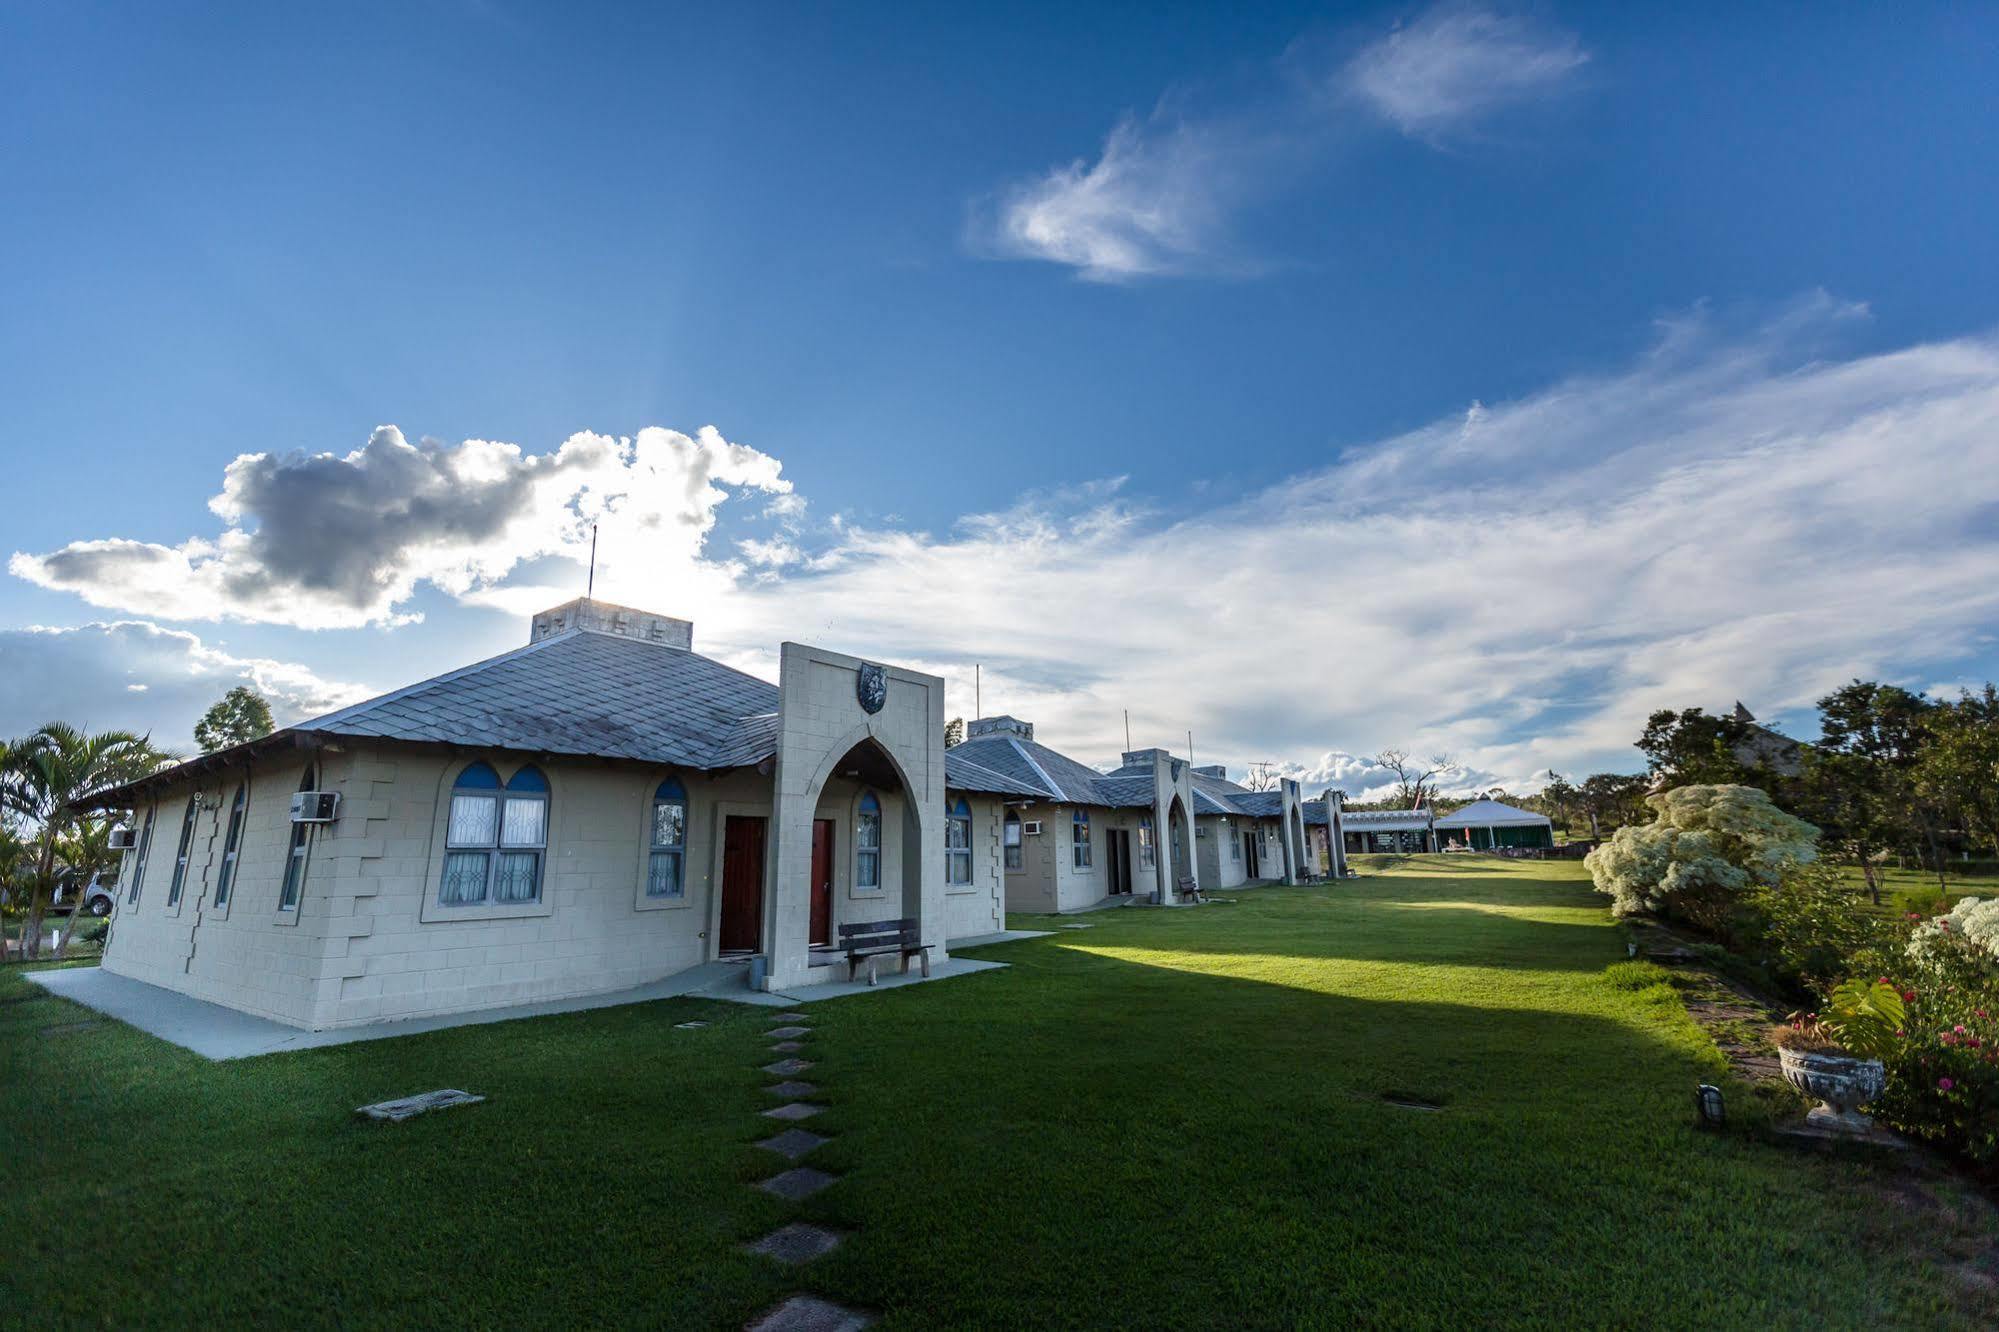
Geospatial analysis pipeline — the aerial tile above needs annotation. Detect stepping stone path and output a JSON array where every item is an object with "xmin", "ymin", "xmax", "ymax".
[
  {"xmin": 743, "ymin": 1011, "xmax": 877, "ymax": 1329},
  {"xmin": 673, "ymin": 1020, "xmax": 709, "ymax": 1029}
]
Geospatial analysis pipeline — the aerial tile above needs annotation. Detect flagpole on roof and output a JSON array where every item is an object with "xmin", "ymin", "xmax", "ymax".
[{"xmin": 586, "ymin": 523, "xmax": 598, "ymax": 599}]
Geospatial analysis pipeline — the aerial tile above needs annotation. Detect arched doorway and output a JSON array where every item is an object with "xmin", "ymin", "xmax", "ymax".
[{"xmin": 1167, "ymin": 795, "xmax": 1194, "ymax": 900}]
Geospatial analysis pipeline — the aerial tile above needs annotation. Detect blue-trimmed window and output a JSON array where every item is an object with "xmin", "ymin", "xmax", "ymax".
[
  {"xmin": 1137, "ymin": 815, "xmax": 1156, "ymax": 870},
  {"xmin": 127, "ymin": 805, "xmax": 156, "ymax": 904},
  {"xmin": 440, "ymin": 763, "xmax": 548, "ymax": 907},
  {"xmin": 648, "ymin": 776, "xmax": 688, "ymax": 898},
  {"xmin": 166, "ymin": 795, "xmax": 200, "ymax": 906},
  {"xmin": 856, "ymin": 791, "xmax": 881, "ymax": 890},
  {"xmin": 945, "ymin": 798, "xmax": 972, "ymax": 886},
  {"xmin": 1071, "ymin": 808, "xmax": 1091, "ymax": 870},
  {"xmin": 214, "ymin": 784, "xmax": 247, "ymax": 907},
  {"xmin": 279, "ymin": 766, "xmax": 315, "ymax": 910}
]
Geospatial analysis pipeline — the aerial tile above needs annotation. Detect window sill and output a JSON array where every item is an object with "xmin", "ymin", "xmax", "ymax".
[
  {"xmin": 418, "ymin": 898, "xmax": 554, "ymax": 925},
  {"xmin": 633, "ymin": 893, "xmax": 693, "ymax": 913}
]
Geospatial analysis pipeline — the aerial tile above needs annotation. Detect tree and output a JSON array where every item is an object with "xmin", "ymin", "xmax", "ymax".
[
  {"xmin": 1576, "ymin": 772, "xmax": 1650, "ymax": 840},
  {"xmin": 0, "ymin": 723, "xmax": 171, "ymax": 961},
  {"xmin": 193, "ymin": 686, "xmax": 275, "ymax": 753},
  {"xmin": 1243, "ymin": 762, "xmax": 1277, "ymax": 792},
  {"xmin": 1815, "ymin": 680, "xmax": 1946, "ymax": 889},
  {"xmin": 1637, "ymin": 708, "xmax": 1755, "ymax": 788},
  {"xmin": 1374, "ymin": 749, "xmax": 1454, "ymax": 808},
  {"xmin": 1916, "ymin": 685, "xmax": 1999, "ymax": 859},
  {"xmin": 1583, "ymin": 784, "xmax": 1819, "ymax": 930}
]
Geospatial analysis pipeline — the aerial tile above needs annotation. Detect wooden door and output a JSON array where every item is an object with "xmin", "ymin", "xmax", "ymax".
[
  {"xmin": 720, "ymin": 815, "xmax": 766, "ymax": 953},
  {"xmin": 810, "ymin": 818, "xmax": 834, "ymax": 947}
]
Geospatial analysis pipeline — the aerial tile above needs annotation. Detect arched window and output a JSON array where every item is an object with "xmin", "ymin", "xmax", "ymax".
[
  {"xmin": 945, "ymin": 798, "xmax": 972, "ymax": 886},
  {"xmin": 127, "ymin": 804, "xmax": 156, "ymax": 904},
  {"xmin": 279, "ymin": 766, "xmax": 315, "ymax": 910},
  {"xmin": 441, "ymin": 762, "xmax": 548, "ymax": 906},
  {"xmin": 647, "ymin": 776, "xmax": 687, "ymax": 899},
  {"xmin": 1003, "ymin": 809, "xmax": 1023, "ymax": 871},
  {"xmin": 855, "ymin": 791, "xmax": 881, "ymax": 890},
  {"xmin": 1071, "ymin": 808, "xmax": 1092, "ymax": 870},
  {"xmin": 214, "ymin": 783, "xmax": 247, "ymax": 908},
  {"xmin": 167, "ymin": 795, "xmax": 200, "ymax": 906},
  {"xmin": 1137, "ymin": 815, "xmax": 1156, "ymax": 870}
]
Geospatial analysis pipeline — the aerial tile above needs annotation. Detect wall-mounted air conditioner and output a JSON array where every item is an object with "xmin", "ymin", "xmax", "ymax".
[
  {"xmin": 108, "ymin": 826, "xmax": 138, "ymax": 851},
  {"xmin": 291, "ymin": 791, "xmax": 341, "ymax": 823},
  {"xmin": 1022, "ymin": 820, "xmax": 1043, "ymax": 836}
]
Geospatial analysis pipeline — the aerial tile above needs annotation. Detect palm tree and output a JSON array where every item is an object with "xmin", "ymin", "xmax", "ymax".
[
  {"xmin": 50, "ymin": 818, "xmax": 118, "ymax": 957},
  {"xmin": 2, "ymin": 723, "xmax": 173, "ymax": 961}
]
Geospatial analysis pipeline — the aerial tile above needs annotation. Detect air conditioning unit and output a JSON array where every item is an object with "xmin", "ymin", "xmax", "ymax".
[
  {"xmin": 1022, "ymin": 820, "xmax": 1043, "ymax": 836},
  {"xmin": 108, "ymin": 826, "xmax": 138, "ymax": 851},
  {"xmin": 291, "ymin": 791, "xmax": 340, "ymax": 823}
]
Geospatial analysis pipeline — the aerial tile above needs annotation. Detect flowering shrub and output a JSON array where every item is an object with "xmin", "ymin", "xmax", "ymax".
[
  {"xmin": 1908, "ymin": 897, "xmax": 1999, "ymax": 972},
  {"xmin": 1585, "ymin": 785, "xmax": 1818, "ymax": 930},
  {"xmin": 1875, "ymin": 984, "xmax": 1999, "ymax": 1163}
]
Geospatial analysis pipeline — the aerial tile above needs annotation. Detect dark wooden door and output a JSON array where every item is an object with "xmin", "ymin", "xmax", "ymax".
[
  {"xmin": 720, "ymin": 815, "xmax": 766, "ymax": 953},
  {"xmin": 1243, "ymin": 831, "xmax": 1258, "ymax": 878},
  {"xmin": 810, "ymin": 818, "xmax": 834, "ymax": 947}
]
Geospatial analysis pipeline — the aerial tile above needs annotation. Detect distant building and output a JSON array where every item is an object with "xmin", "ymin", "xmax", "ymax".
[{"xmin": 1729, "ymin": 702, "xmax": 1805, "ymax": 777}]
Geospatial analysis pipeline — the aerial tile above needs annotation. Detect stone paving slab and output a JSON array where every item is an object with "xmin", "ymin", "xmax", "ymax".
[
  {"xmin": 356, "ymin": 1089, "xmax": 486, "ymax": 1122},
  {"xmin": 762, "ymin": 1058, "xmax": 815, "ymax": 1076},
  {"xmin": 755, "ymin": 1166, "xmax": 840, "ymax": 1201},
  {"xmin": 764, "ymin": 1080, "xmax": 818, "ymax": 1098},
  {"xmin": 770, "ymin": 1012, "xmax": 810, "ymax": 1021},
  {"xmin": 769, "ymin": 1040, "xmax": 804, "ymax": 1054},
  {"xmin": 673, "ymin": 1020, "xmax": 710, "ymax": 1029},
  {"xmin": 765, "ymin": 1025, "xmax": 812, "ymax": 1039},
  {"xmin": 745, "ymin": 1294, "xmax": 873, "ymax": 1332},
  {"xmin": 761, "ymin": 1101, "xmax": 824, "ymax": 1122},
  {"xmin": 746, "ymin": 1222, "xmax": 846, "ymax": 1266},
  {"xmin": 755, "ymin": 1128, "xmax": 830, "ymax": 1160}
]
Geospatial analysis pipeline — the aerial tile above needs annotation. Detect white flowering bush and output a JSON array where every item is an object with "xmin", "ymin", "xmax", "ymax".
[
  {"xmin": 1908, "ymin": 897, "xmax": 1999, "ymax": 973},
  {"xmin": 1584, "ymin": 784, "xmax": 1818, "ymax": 929}
]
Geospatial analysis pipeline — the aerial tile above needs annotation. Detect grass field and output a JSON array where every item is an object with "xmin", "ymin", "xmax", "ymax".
[{"xmin": 3, "ymin": 858, "xmax": 1993, "ymax": 1326}]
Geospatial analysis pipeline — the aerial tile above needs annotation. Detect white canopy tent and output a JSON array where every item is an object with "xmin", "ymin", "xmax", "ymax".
[{"xmin": 1431, "ymin": 799, "xmax": 1554, "ymax": 850}]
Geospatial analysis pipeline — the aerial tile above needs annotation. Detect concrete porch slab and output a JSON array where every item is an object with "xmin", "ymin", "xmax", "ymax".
[
  {"xmin": 26, "ymin": 953, "xmax": 1010, "ymax": 1061},
  {"xmin": 947, "ymin": 929, "xmax": 1052, "ymax": 949}
]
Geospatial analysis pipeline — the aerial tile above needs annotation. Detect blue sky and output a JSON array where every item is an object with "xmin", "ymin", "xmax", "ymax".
[{"xmin": 3, "ymin": 2, "xmax": 1997, "ymax": 795}]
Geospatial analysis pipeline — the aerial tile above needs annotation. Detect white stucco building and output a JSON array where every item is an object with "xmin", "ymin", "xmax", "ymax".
[{"xmin": 84, "ymin": 597, "xmax": 1016, "ymax": 1030}]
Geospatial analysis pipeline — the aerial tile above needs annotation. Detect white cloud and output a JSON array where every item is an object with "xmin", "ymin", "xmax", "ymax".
[
  {"xmin": 1343, "ymin": 5, "xmax": 1588, "ymax": 138},
  {"xmin": 0, "ymin": 622, "xmax": 368, "ymax": 749},
  {"xmin": 11, "ymin": 425, "xmax": 792, "ymax": 630},
  {"xmin": 14, "ymin": 298, "xmax": 1999, "ymax": 791},
  {"xmin": 981, "ymin": 5, "xmax": 1588, "ymax": 280},
  {"xmin": 989, "ymin": 116, "xmax": 1255, "ymax": 282}
]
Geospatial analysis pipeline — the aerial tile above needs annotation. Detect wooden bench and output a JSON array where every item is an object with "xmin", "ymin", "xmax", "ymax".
[
  {"xmin": 1176, "ymin": 876, "xmax": 1206, "ymax": 905},
  {"xmin": 838, "ymin": 917, "xmax": 931, "ymax": 986}
]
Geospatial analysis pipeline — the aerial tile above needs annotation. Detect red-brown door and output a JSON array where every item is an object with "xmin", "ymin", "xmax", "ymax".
[
  {"xmin": 720, "ymin": 815, "xmax": 766, "ymax": 953},
  {"xmin": 810, "ymin": 818, "xmax": 834, "ymax": 947}
]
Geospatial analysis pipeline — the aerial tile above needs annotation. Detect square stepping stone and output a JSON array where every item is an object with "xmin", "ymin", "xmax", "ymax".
[
  {"xmin": 762, "ymin": 1058, "xmax": 815, "ymax": 1076},
  {"xmin": 764, "ymin": 1080, "xmax": 817, "ymax": 1098},
  {"xmin": 769, "ymin": 1040, "xmax": 804, "ymax": 1054},
  {"xmin": 355, "ymin": 1089, "xmax": 485, "ymax": 1122},
  {"xmin": 771, "ymin": 1011, "xmax": 810, "ymax": 1021},
  {"xmin": 765, "ymin": 1025, "xmax": 812, "ymax": 1039},
  {"xmin": 756, "ymin": 1166, "xmax": 840, "ymax": 1201},
  {"xmin": 1058, "ymin": 922, "xmax": 1094, "ymax": 930},
  {"xmin": 755, "ymin": 1128, "xmax": 829, "ymax": 1160},
  {"xmin": 672, "ymin": 1020, "xmax": 709, "ymax": 1029},
  {"xmin": 746, "ymin": 1222, "xmax": 845, "ymax": 1266},
  {"xmin": 746, "ymin": 1294, "xmax": 873, "ymax": 1332},
  {"xmin": 761, "ymin": 1101, "xmax": 824, "ymax": 1122}
]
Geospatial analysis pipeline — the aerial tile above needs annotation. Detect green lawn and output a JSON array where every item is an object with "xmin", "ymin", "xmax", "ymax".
[{"xmin": 3, "ymin": 859, "xmax": 1993, "ymax": 1326}]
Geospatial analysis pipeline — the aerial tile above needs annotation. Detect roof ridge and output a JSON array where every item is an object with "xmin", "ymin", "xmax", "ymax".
[{"xmin": 1006, "ymin": 737, "xmax": 1064, "ymax": 800}]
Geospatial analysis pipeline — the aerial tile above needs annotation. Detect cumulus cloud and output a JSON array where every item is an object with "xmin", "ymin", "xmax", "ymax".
[
  {"xmin": 1342, "ymin": 6, "xmax": 1588, "ymax": 138},
  {"xmin": 981, "ymin": 5, "xmax": 1587, "ymax": 280},
  {"xmin": 0, "ymin": 622, "xmax": 368, "ymax": 748},
  {"xmin": 12, "ymin": 425, "xmax": 791, "ymax": 630}
]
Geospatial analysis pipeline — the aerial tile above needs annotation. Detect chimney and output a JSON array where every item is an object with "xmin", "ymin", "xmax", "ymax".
[
  {"xmin": 530, "ymin": 597, "xmax": 693, "ymax": 650},
  {"xmin": 1192, "ymin": 764, "xmax": 1228, "ymax": 779},
  {"xmin": 1120, "ymin": 747, "xmax": 1173, "ymax": 769},
  {"xmin": 968, "ymin": 716, "xmax": 1034, "ymax": 742}
]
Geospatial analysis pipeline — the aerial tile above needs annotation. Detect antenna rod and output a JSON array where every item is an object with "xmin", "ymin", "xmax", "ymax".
[
  {"xmin": 586, "ymin": 523, "xmax": 599, "ymax": 599},
  {"xmin": 1188, "ymin": 730, "xmax": 1194, "ymax": 766},
  {"xmin": 1124, "ymin": 710, "xmax": 1131, "ymax": 752},
  {"xmin": 975, "ymin": 664, "xmax": 981, "ymax": 719}
]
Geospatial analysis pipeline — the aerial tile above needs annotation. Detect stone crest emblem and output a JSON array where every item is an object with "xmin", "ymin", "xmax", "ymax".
[{"xmin": 856, "ymin": 662, "xmax": 888, "ymax": 715}]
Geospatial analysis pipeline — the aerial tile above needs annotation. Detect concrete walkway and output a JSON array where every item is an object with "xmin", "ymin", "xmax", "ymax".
[
  {"xmin": 945, "ymin": 929, "xmax": 1051, "ymax": 949},
  {"xmin": 26, "ymin": 955, "xmax": 1009, "ymax": 1061}
]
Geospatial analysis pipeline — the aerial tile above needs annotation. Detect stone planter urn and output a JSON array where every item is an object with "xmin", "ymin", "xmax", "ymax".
[{"xmin": 1778, "ymin": 1047, "xmax": 1886, "ymax": 1135}]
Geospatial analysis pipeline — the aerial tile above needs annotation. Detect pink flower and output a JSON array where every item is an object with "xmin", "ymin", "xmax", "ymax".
[
  {"xmin": 1904, "ymin": 991, "xmax": 1918, "ymax": 1003},
  {"xmin": 1939, "ymin": 1077, "xmax": 1955, "ymax": 1091},
  {"xmin": 1879, "ymin": 976, "xmax": 1892, "ymax": 986},
  {"xmin": 1955, "ymin": 1025, "xmax": 1968, "ymax": 1035}
]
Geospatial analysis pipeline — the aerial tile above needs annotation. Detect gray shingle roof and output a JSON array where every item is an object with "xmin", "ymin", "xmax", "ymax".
[
  {"xmin": 297, "ymin": 628, "xmax": 782, "ymax": 768},
  {"xmin": 945, "ymin": 734, "xmax": 1163, "ymax": 808},
  {"xmin": 944, "ymin": 750, "xmax": 1049, "ymax": 799}
]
